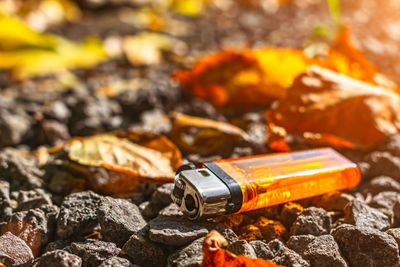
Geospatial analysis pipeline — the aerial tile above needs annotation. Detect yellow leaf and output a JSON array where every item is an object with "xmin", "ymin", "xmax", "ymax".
[
  {"xmin": 68, "ymin": 132, "xmax": 181, "ymax": 181},
  {"xmin": 0, "ymin": 14, "xmax": 107, "ymax": 79}
]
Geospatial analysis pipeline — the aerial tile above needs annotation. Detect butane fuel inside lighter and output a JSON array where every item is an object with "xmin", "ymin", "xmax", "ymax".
[{"xmin": 171, "ymin": 147, "xmax": 361, "ymax": 220}]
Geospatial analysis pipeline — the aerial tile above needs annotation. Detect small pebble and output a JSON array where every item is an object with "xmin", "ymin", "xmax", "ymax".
[{"xmin": 290, "ymin": 207, "xmax": 331, "ymax": 236}]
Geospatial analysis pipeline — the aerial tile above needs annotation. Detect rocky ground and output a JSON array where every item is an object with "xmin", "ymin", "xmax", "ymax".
[{"xmin": 2, "ymin": 0, "xmax": 400, "ymax": 266}]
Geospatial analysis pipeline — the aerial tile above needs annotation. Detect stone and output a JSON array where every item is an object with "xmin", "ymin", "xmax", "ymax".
[
  {"xmin": 159, "ymin": 203, "xmax": 184, "ymax": 217},
  {"xmin": 57, "ymin": 191, "xmax": 103, "ymax": 240},
  {"xmin": 363, "ymin": 176, "xmax": 400, "ymax": 196},
  {"xmin": 374, "ymin": 134, "xmax": 400, "ymax": 157},
  {"xmin": 44, "ymin": 240, "xmax": 71, "ymax": 253},
  {"xmin": 0, "ymin": 180, "xmax": 12, "ymax": 222},
  {"xmin": 0, "ymin": 149, "xmax": 43, "ymax": 190},
  {"xmin": 70, "ymin": 240, "xmax": 119, "ymax": 267},
  {"xmin": 254, "ymin": 217, "xmax": 288, "ymax": 242},
  {"xmin": 249, "ymin": 240, "xmax": 274, "ymax": 260},
  {"xmin": 148, "ymin": 216, "xmax": 208, "ymax": 247},
  {"xmin": 213, "ymin": 224, "xmax": 238, "ymax": 243},
  {"xmin": 287, "ymin": 235, "xmax": 347, "ymax": 267},
  {"xmin": 313, "ymin": 191, "xmax": 354, "ymax": 211},
  {"xmin": 386, "ymin": 228, "xmax": 400, "ymax": 250},
  {"xmin": 122, "ymin": 230, "xmax": 166, "ymax": 267},
  {"xmin": 0, "ymin": 108, "xmax": 31, "ymax": 147},
  {"xmin": 363, "ymin": 152, "xmax": 400, "ymax": 181},
  {"xmin": 290, "ymin": 207, "xmax": 331, "ymax": 236},
  {"xmin": 97, "ymin": 197, "xmax": 147, "ymax": 247},
  {"xmin": 0, "ymin": 231, "xmax": 33, "ymax": 266},
  {"xmin": 0, "ymin": 205, "xmax": 59, "ymax": 256},
  {"xmin": 226, "ymin": 240, "xmax": 257, "ymax": 258},
  {"xmin": 99, "ymin": 256, "xmax": 135, "ymax": 267},
  {"xmin": 15, "ymin": 188, "xmax": 53, "ymax": 211},
  {"xmin": 38, "ymin": 249, "xmax": 82, "ymax": 267},
  {"xmin": 139, "ymin": 201, "xmax": 161, "ymax": 220},
  {"xmin": 167, "ymin": 237, "xmax": 204, "ymax": 267},
  {"xmin": 369, "ymin": 191, "xmax": 400, "ymax": 210},
  {"xmin": 343, "ymin": 199, "xmax": 390, "ymax": 231},
  {"xmin": 279, "ymin": 202, "xmax": 303, "ymax": 230},
  {"xmin": 332, "ymin": 224, "xmax": 399, "ymax": 267},
  {"xmin": 267, "ymin": 239, "xmax": 285, "ymax": 255},
  {"xmin": 150, "ymin": 183, "xmax": 174, "ymax": 207},
  {"xmin": 272, "ymin": 246, "xmax": 310, "ymax": 267}
]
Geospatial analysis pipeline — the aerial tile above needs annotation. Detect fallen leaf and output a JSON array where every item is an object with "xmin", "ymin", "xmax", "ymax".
[
  {"xmin": 201, "ymin": 230, "xmax": 280, "ymax": 267},
  {"xmin": 123, "ymin": 32, "xmax": 174, "ymax": 65},
  {"xmin": 173, "ymin": 49, "xmax": 313, "ymax": 107},
  {"xmin": 66, "ymin": 131, "xmax": 181, "ymax": 181},
  {"xmin": 173, "ymin": 27, "xmax": 393, "ymax": 107},
  {"xmin": 0, "ymin": 14, "xmax": 107, "ymax": 79},
  {"xmin": 267, "ymin": 66, "xmax": 400, "ymax": 151},
  {"xmin": 169, "ymin": 112, "xmax": 250, "ymax": 156}
]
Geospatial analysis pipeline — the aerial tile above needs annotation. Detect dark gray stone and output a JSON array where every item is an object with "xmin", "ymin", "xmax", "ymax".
[
  {"xmin": 343, "ymin": 199, "xmax": 390, "ymax": 230},
  {"xmin": 159, "ymin": 203, "xmax": 184, "ymax": 217},
  {"xmin": 267, "ymin": 239, "xmax": 285, "ymax": 255},
  {"xmin": 0, "ymin": 180, "xmax": 12, "ymax": 222},
  {"xmin": 38, "ymin": 249, "xmax": 82, "ymax": 267},
  {"xmin": 139, "ymin": 201, "xmax": 160, "ymax": 220},
  {"xmin": 249, "ymin": 240, "xmax": 274, "ymax": 260},
  {"xmin": 314, "ymin": 191, "xmax": 354, "ymax": 211},
  {"xmin": 150, "ymin": 183, "xmax": 174, "ymax": 207},
  {"xmin": 15, "ymin": 188, "xmax": 53, "ymax": 211},
  {"xmin": 167, "ymin": 237, "xmax": 204, "ymax": 267},
  {"xmin": 0, "ymin": 148, "xmax": 43, "ymax": 190},
  {"xmin": 149, "ymin": 216, "xmax": 208, "ymax": 246},
  {"xmin": 386, "ymin": 228, "xmax": 400, "ymax": 251},
  {"xmin": 0, "ymin": 108, "xmax": 31, "ymax": 147},
  {"xmin": 122, "ymin": 230, "xmax": 166, "ymax": 267},
  {"xmin": 332, "ymin": 224, "xmax": 400, "ymax": 267},
  {"xmin": 99, "ymin": 256, "xmax": 135, "ymax": 267},
  {"xmin": 369, "ymin": 191, "xmax": 400, "ymax": 210},
  {"xmin": 0, "ymin": 205, "xmax": 58, "ymax": 257},
  {"xmin": 97, "ymin": 197, "xmax": 147, "ymax": 247},
  {"xmin": 287, "ymin": 235, "xmax": 347, "ymax": 267},
  {"xmin": 279, "ymin": 202, "xmax": 303, "ymax": 230},
  {"xmin": 272, "ymin": 246, "xmax": 310, "ymax": 267},
  {"xmin": 226, "ymin": 239, "xmax": 256, "ymax": 258},
  {"xmin": 70, "ymin": 240, "xmax": 119, "ymax": 267},
  {"xmin": 57, "ymin": 191, "xmax": 103, "ymax": 240},
  {"xmin": 364, "ymin": 152, "xmax": 400, "ymax": 181},
  {"xmin": 213, "ymin": 224, "xmax": 238, "ymax": 243},
  {"xmin": 364, "ymin": 176, "xmax": 400, "ymax": 196},
  {"xmin": 374, "ymin": 134, "xmax": 400, "ymax": 157},
  {"xmin": 0, "ymin": 231, "xmax": 33, "ymax": 266},
  {"xmin": 290, "ymin": 207, "xmax": 331, "ymax": 236}
]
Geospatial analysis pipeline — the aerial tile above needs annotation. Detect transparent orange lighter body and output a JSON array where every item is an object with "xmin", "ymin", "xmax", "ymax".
[{"xmin": 213, "ymin": 148, "xmax": 360, "ymax": 213}]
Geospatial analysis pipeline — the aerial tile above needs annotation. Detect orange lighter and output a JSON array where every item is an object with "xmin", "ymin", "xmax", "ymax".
[{"xmin": 171, "ymin": 148, "xmax": 360, "ymax": 219}]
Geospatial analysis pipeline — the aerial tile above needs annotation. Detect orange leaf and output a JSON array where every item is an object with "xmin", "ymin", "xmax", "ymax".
[
  {"xmin": 267, "ymin": 66, "xmax": 400, "ymax": 150},
  {"xmin": 201, "ymin": 230, "xmax": 280, "ymax": 267},
  {"xmin": 173, "ymin": 27, "xmax": 393, "ymax": 107}
]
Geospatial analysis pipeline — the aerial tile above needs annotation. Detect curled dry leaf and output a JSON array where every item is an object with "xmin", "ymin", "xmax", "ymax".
[
  {"xmin": 267, "ymin": 66, "xmax": 400, "ymax": 151},
  {"xmin": 173, "ymin": 27, "xmax": 391, "ymax": 107},
  {"xmin": 169, "ymin": 112, "xmax": 250, "ymax": 156},
  {"xmin": 201, "ymin": 230, "xmax": 280, "ymax": 267},
  {"xmin": 63, "ymin": 131, "xmax": 181, "ymax": 195}
]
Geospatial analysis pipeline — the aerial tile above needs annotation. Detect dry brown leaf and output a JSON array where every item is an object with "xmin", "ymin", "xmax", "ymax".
[
  {"xmin": 201, "ymin": 230, "xmax": 280, "ymax": 267},
  {"xmin": 267, "ymin": 66, "xmax": 400, "ymax": 151},
  {"xmin": 169, "ymin": 112, "xmax": 250, "ymax": 155},
  {"xmin": 67, "ymin": 131, "xmax": 181, "ymax": 181},
  {"xmin": 173, "ymin": 27, "xmax": 392, "ymax": 107}
]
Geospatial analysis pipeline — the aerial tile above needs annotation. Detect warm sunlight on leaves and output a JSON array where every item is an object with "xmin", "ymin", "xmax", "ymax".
[
  {"xmin": 173, "ymin": 27, "xmax": 392, "ymax": 107},
  {"xmin": 267, "ymin": 66, "xmax": 400, "ymax": 151},
  {"xmin": 0, "ymin": 14, "xmax": 107, "ymax": 79},
  {"xmin": 67, "ymin": 131, "xmax": 181, "ymax": 181}
]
